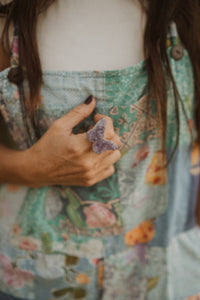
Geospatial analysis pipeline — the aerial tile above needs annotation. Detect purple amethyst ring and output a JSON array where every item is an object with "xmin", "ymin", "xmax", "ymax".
[{"xmin": 86, "ymin": 118, "xmax": 118, "ymax": 154}]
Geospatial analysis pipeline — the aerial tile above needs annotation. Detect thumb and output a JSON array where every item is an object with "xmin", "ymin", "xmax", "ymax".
[{"xmin": 59, "ymin": 96, "xmax": 96, "ymax": 131}]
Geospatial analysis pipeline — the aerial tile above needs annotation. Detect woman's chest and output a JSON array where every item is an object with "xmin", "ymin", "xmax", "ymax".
[{"xmin": 37, "ymin": 0, "xmax": 145, "ymax": 71}]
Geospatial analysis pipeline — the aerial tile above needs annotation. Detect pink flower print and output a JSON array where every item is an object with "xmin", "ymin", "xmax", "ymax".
[
  {"xmin": 84, "ymin": 203, "xmax": 117, "ymax": 228},
  {"xmin": 18, "ymin": 237, "xmax": 38, "ymax": 252},
  {"xmin": 12, "ymin": 36, "xmax": 19, "ymax": 56},
  {"xmin": 90, "ymin": 258, "xmax": 101, "ymax": 265},
  {"xmin": 0, "ymin": 254, "xmax": 34, "ymax": 288},
  {"xmin": 61, "ymin": 232, "xmax": 69, "ymax": 241},
  {"xmin": 132, "ymin": 145, "xmax": 149, "ymax": 168},
  {"xmin": 188, "ymin": 119, "xmax": 193, "ymax": 133},
  {"xmin": 13, "ymin": 224, "xmax": 21, "ymax": 236}
]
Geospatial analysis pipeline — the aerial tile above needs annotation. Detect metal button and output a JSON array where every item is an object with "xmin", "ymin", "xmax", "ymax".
[
  {"xmin": 7, "ymin": 66, "xmax": 24, "ymax": 84},
  {"xmin": 171, "ymin": 44, "xmax": 184, "ymax": 61}
]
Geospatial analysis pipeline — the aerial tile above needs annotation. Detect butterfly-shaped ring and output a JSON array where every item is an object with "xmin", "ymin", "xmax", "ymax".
[{"xmin": 86, "ymin": 118, "xmax": 118, "ymax": 154}]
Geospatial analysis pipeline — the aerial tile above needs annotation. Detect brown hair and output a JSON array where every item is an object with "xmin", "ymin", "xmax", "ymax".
[
  {"xmin": 1, "ymin": 0, "xmax": 200, "ymax": 221},
  {"xmin": 2, "ymin": 0, "xmax": 55, "ymax": 109}
]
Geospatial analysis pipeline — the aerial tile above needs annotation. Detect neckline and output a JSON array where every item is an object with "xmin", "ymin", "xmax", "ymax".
[
  {"xmin": 0, "ymin": 45, "xmax": 187, "ymax": 82},
  {"xmin": 42, "ymin": 58, "xmax": 146, "ymax": 78},
  {"xmin": 0, "ymin": 58, "xmax": 146, "ymax": 80}
]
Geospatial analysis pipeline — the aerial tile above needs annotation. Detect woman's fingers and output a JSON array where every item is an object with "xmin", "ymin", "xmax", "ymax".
[
  {"xmin": 56, "ymin": 148, "xmax": 120, "ymax": 186},
  {"xmin": 70, "ymin": 122, "xmax": 121, "ymax": 155},
  {"xmin": 87, "ymin": 165, "xmax": 115, "ymax": 186},
  {"xmin": 57, "ymin": 96, "xmax": 96, "ymax": 132},
  {"xmin": 98, "ymin": 150, "xmax": 121, "ymax": 168},
  {"xmin": 79, "ymin": 150, "xmax": 121, "ymax": 182},
  {"xmin": 32, "ymin": 103, "xmax": 121, "ymax": 187},
  {"xmin": 57, "ymin": 165, "xmax": 115, "ymax": 187}
]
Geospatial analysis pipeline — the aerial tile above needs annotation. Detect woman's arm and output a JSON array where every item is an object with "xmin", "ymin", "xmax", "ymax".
[
  {"xmin": 0, "ymin": 144, "xmax": 32, "ymax": 185},
  {"xmin": 0, "ymin": 30, "xmax": 121, "ymax": 188},
  {"xmin": 0, "ymin": 99, "xmax": 121, "ymax": 187}
]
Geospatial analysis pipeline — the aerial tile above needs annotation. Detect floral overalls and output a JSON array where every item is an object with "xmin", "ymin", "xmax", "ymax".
[{"xmin": 0, "ymin": 20, "xmax": 200, "ymax": 300}]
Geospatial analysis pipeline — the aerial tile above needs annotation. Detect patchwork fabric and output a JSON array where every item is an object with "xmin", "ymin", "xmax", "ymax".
[{"xmin": 0, "ymin": 29, "xmax": 199, "ymax": 299}]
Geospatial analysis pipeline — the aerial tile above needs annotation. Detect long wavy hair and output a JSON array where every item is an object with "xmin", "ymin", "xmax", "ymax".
[{"xmin": 1, "ymin": 0, "xmax": 200, "ymax": 222}]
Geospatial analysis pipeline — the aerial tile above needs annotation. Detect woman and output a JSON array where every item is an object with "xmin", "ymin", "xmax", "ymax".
[{"xmin": 0, "ymin": 0, "xmax": 199, "ymax": 299}]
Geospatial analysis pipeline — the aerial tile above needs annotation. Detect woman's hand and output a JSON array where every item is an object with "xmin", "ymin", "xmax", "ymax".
[{"xmin": 22, "ymin": 97, "xmax": 121, "ymax": 187}]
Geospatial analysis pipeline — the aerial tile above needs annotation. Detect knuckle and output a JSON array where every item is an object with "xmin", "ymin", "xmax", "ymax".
[
  {"xmin": 115, "ymin": 135, "xmax": 121, "ymax": 146},
  {"xmin": 105, "ymin": 128, "xmax": 115, "ymax": 140},
  {"xmin": 115, "ymin": 150, "xmax": 121, "ymax": 160},
  {"xmin": 108, "ymin": 128, "xmax": 115, "ymax": 138},
  {"xmin": 84, "ymin": 169, "xmax": 95, "ymax": 180},
  {"xmin": 82, "ymin": 165, "xmax": 98, "ymax": 186},
  {"xmin": 103, "ymin": 165, "xmax": 114, "ymax": 175},
  {"xmin": 83, "ymin": 177, "xmax": 95, "ymax": 187},
  {"xmin": 68, "ymin": 144, "xmax": 79, "ymax": 156},
  {"xmin": 81, "ymin": 160, "xmax": 93, "ymax": 172},
  {"xmin": 73, "ymin": 107, "xmax": 87, "ymax": 119},
  {"xmin": 72, "ymin": 145, "xmax": 83, "ymax": 156},
  {"xmin": 109, "ymin": 165, "xmax": 115, "ymax": 176},
  {"xmin": 104, "ymin": 116, "xmax": 114, "ymax": 127},
  {"xmin": 72, "ymin": 107, "xmax": 81, "ymax": 115}
]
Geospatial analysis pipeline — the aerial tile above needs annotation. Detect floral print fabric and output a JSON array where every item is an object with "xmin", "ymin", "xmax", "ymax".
[{"xmin": 0, "ymin": 33, "xmax": 199, "ymax": 299}]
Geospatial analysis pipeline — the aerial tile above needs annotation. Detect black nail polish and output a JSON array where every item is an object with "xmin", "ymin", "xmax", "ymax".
[{"xmin": 84, "ymin": 95, "xmax": 93, "ymax": 105}]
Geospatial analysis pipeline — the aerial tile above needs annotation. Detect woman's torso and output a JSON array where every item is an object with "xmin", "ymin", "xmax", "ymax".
[{"xmin": 0, "ymin": 1, "xmax": 200, "ymax": 300}]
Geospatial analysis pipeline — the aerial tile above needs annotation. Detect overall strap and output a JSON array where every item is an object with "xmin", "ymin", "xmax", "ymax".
[
  {"xmin": 7, "ymin": 22, "xmax": 34, "ymax": 148},
  {"xmin": 169, "ymin": 22, "xmax": 184, "ymax": 61}
]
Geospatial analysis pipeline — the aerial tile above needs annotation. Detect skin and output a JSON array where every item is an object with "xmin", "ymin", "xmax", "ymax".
[
  {"xmin": 0, "ymin": 99, "xmax": 121, "ymax": 188},
  {"xmin": 0, "ymin": 43, "xmax": 121, "ymax": 187}
]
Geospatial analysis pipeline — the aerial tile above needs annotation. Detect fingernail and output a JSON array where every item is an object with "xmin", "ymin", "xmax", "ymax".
[{"xmin": 84, "ymin": 95, "xmax": 93, "ymax": 105}]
